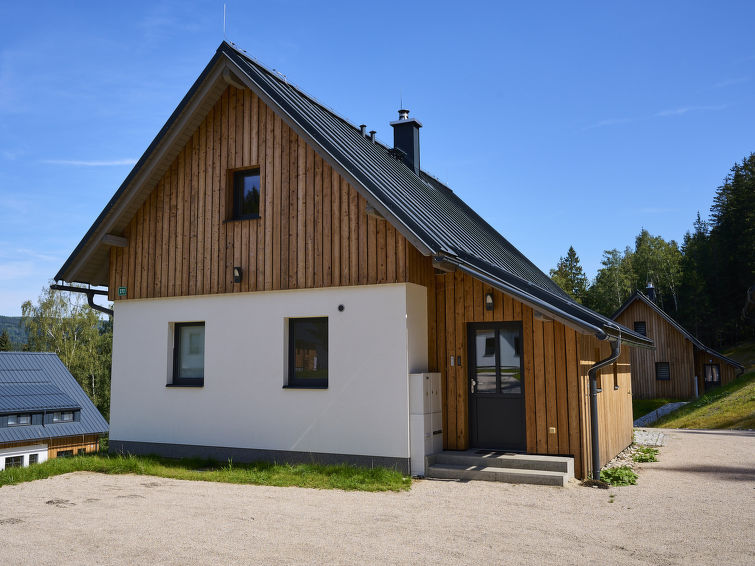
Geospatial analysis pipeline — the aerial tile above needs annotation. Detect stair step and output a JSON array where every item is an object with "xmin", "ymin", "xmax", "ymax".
[
  {"xmin": 426, "ymin": 464, "xmax": 569, "ymax": 486},
  {"xmin": 428, "ymin": 452, "xmax": 573, "ymax": 475}
]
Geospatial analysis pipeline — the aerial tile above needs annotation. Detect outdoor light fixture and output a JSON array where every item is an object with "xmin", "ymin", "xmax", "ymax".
[
  {"xmin": 485, "ymin": 292, "xmax": 494, "ymax": 311},
  {"xmin": 233, "ymin": 266, "xmax": 242, "ymax": 284}
]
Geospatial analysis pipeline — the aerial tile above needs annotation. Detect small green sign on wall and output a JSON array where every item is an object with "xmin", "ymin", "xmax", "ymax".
[{"xmin": 118, "ymin": 286, "xmax": 127, "ymax": 297}]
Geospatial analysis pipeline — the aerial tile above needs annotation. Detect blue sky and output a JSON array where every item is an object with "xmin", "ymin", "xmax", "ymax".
[{"xmin": 1, "ymin": 1, "xmax": 753, "ymax": 315}]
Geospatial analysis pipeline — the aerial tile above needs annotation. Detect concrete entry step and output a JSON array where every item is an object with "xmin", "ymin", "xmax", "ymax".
[
  {"xmin": 425, "ymin": 451, "xmax": 574, "ymax": 486},
  {"xmin": 428, "ymin": 451, "xmax": 574, "ymax": 475},
  {"xmin": 426, "ymin": 463, "xmax": 571, "ymax": 486}
]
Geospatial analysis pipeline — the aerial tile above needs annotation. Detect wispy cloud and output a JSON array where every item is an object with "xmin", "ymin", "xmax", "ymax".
[
  {"xmin": 655, "ymin": 104, "xmax": 726, "ymax": 117},
  {"xmin": 0, "ymin": 260, "xmax": 34, "ymax": 281},
  {"xmin": 712, "ymin": 77, "xmax": 749, "ymax": 89},
  {"xmin": 41, "ymin": 158, "xmax": 137, "ymax": 166},
  {"xmin": 581, "ymin": 118, "xmax": 632, "ymax": 131}
]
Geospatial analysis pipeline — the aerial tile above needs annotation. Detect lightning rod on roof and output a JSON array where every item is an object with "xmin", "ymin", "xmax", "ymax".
[{"xmin": 223, "ymin": 4, "xmax": 227, "ymax": 39}]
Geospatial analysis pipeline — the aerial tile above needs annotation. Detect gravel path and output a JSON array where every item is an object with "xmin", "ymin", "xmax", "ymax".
[{"xmin": 1, "ymin": 429, "xmax": 753, "ymax": 565}]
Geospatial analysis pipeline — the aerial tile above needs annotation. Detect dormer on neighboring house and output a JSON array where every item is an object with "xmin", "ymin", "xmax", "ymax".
[
  {"xmin": 613, "ymin": 291, "xmax": 744, "ymax": 399},
  {"xmin": 55, "ymin": 42, "xmax": 652, "ymax": 481},
  {"xmin": 0, "ymin": 353, "xmax": 109, "ymax": 469}
]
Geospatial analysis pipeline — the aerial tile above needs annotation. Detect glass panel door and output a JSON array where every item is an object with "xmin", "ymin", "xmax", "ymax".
[{"xmin": 473, "ymin": 329, "xmax": 497, "ymax": 393}]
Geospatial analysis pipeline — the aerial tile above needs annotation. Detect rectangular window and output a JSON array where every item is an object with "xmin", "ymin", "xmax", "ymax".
[
  {"xmin": 7, "ymin": 413, "xmax": 31, "ymax": 426},
  {"xmin": 704, "ymin": 364, "xmax": 721, "ymax": 385},
  {"xmin": 634, "ymin": 321, "xmax": 647, "ymax": 336},
  {"xmin": 77, "ymin": 448, "xmax": 87, "ymax": 455},
  {"xmin": 4, "ymin": 455, "xmax": 23, "ymax": 468},
  {"xmin": 172, "ymin": 322, "xmax": 206, "ymax": 386},
  {"xmin": 288, "ymin": 317, "xmax": 328, "ymax": 388},
  {"xmin": 56, "ymin": 450, "xmax": 74, "ymax": 458},
  {"xmin": 655, "ymin": 362, "xmax": 670, "ymax": 381},
  {"xmin": 53, "ymin": 411, "xmax": 74, "ymax": 423},
  {"xmin": 28, "ymin": 453, "xmax": 39, "ymax": 465},
  {"xmin": 232, "ymin": 168, "xmax": 261, "ymax": 220}
]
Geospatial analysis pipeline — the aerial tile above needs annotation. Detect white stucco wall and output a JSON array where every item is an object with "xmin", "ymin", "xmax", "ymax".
[
  {"xmin": 110, "ymin": 283, "xmax": 428, "ymax": 459},
  {"xmin": 0, "ymin": 444, "xmax": 48, "ymax": 470}
]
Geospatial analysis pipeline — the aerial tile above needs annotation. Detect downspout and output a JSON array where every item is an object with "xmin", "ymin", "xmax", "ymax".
[
  {"xmin": 588, "ymin": 329, "xmax": 621, "ymax": 480},
  {"xmin": 50, "ymin": 284, "xmax": 113, "ymax": 317}
]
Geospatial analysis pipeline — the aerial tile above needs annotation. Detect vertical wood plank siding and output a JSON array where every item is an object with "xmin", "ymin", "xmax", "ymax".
[
  {"xmin": 615, "ymin": 301, "xmax": 698, "ymax": 399},
  {"xmin": 0, "ymin": 435, "xmax": 102, "ymax": 460},
  {"xmin": 414, "ymin": 266, "xmax": 626, "ymax": 479},
  {"xmin": 109, "ymin": 87, "xmax": 415, "ymax": 299}
]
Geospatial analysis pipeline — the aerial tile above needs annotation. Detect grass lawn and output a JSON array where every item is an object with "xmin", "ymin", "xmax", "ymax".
[
  {"xmin": 0, "ymin": 453, "xmax": 411, "ymax": 492},
  {"xmin": 724, "ymin": 340, "xmax": 755, "ymax": 372},
  {"xmin": 632, "ymin": 398, "xmax": 683, "ymax": 421},
  {"xmin": 653, "ymin": 371, "xmax": 755, "ymax": 429}
]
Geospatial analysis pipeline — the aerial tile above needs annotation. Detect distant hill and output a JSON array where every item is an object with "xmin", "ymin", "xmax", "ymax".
[{"xmin": 0, "ymin": 316, "xmax": 27, "ymax": 347}]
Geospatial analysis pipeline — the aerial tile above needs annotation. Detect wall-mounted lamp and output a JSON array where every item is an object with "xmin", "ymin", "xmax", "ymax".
[
  {"xmin": 233, "ymin": 266, "xmax": 243, "ymax": 284},
  {"xmin": 485, "ymin": 292, "xmax": 494, "ymax": 311}
]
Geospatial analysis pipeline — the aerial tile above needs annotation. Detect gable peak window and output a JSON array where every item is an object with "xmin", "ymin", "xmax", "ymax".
[
  {"xmin": 232, "ymin": 168, "xmax": 261, "ymax": 220},
  {"xmin": 634, "ymin": 321, "xmax": 647, "ymax": 336}
]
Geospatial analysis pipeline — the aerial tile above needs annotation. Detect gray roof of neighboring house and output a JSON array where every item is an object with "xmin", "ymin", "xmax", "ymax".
[
  {"xmin": 54, "ymin": 41, "xmax": 652, "ymax": 348},
  {"xmin": 0, "ymin": 352, "xmax": 108, "ymax": 443},
  {"xmin": 612, "ymin": 291, "xmax": 744, "ymax": 370}
]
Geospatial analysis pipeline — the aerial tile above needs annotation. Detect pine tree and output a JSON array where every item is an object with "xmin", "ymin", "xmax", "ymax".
[
  {"xmin": 0, "ymin": 330, "xmax": 10, "ymax": 351},
  {"xmin": 549, "ymin": 246, "xmax": 589, "ymax": 303}
]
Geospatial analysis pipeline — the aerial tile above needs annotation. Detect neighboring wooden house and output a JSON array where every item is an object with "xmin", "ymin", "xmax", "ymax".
[
  {"xmin": 0, "ymin": 352, "xmax": 108, "ymax": 470},
  {"xmin": 613, "ymin": 289, "xmax": 743, "ymax": 400},
  {"xmin": 54, "ymin": 42, "xmax": 652, "ymax": 480}
]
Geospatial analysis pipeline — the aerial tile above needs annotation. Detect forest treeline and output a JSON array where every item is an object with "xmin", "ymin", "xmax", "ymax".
[{"xmin": 550, "ymin": 153, "xmax": 754, "ymax": 348}]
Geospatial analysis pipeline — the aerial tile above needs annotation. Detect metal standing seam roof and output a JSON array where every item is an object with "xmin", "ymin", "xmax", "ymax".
[
  {"xmin": 54, "ymin": 41, "xmax": 652, "ymax": 348},
  {"xmin": 612, "ymin": 291, "xmax": 744, "ymax": 370},
  {"xmin": 0, "ymin": 352, "xmax": 109, "ymax": 444}
]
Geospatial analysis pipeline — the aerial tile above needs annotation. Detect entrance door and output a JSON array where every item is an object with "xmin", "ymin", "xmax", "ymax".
[
  {"xmin": 468, "ymin": 323, "xmax": 526, "ymax": 450},
  {"xmin": 704, "ymin": 364, "xmax": 721, "ymax": 392}
]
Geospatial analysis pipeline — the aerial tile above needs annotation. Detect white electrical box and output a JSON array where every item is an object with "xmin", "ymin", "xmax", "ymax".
[{"xmin": 409, "ymin": 372, "xmax": 442, "ymax": 476}]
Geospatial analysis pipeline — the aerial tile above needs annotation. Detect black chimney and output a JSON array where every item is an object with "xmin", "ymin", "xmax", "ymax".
[
  {"xmin": 390, "ymin": 109, "xmax": 422, "ymax": 175},
  {"xmin": 646, "ymin": 282, "xmax": 656, "ymax": 303}
]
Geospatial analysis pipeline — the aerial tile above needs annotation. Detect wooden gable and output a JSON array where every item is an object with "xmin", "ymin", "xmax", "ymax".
[{"xmin": 108, "ymin": 85, "xmax": 428, "ymax": 301}]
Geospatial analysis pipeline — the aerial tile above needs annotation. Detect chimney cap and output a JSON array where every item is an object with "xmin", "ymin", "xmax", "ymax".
[{"xmin": 390, "ymin": 109, "xmax": 422, "ymax": 127}]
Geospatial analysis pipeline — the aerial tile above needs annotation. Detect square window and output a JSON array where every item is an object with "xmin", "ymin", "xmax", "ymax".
[
  {"xmin": 4, "ymin": 455, "xmax": 23, "ymax": 468},
  {"xmin": 634, "ymin": 321, "xmax": 647, "ymax": 336},
  {"xmin": 173, "ymin": 322, "xmax": 205, "ymax": 386},
  {"xmin": 288, "ymin": 317, "xmax": 328, "ymax": 388},
  {"xmin": 232, "ymin": 168, "xmax": 261, "ymax": 220},
  {"xmin": 29, "ymin": 453, "xmax": 39, "ymax": 465},
  {"xmin": 655, "ymin": 362, "xmax": 670, "ymax": 381}
]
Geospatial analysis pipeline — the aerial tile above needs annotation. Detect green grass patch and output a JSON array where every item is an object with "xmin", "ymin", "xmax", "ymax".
[
  {"xmin": 600, "ymin": 466, "xmax": 638, "ymax": 486},
  {"xmin": 0, "ymin": 453, "xmax": 411, "ymax": 492},
  {"xmin": 633, "ymin": 446, "xmax": 659, "ymax": 463},
  {"xmin": 724, "ymin": 341, "xmax": 755, "ymax": 373},
  {"xmin": 653, "ymin": 371, "xmax": 755, "ymax": 429},
  {"xmin": 633, "ymin": 398, "xmax": 682, "ymax": 420}
]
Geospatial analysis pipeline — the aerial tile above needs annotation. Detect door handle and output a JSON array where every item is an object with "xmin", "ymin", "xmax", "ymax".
[{"xmin": 470, "ymin": 378, "xmax": 476, "ymax": 393}]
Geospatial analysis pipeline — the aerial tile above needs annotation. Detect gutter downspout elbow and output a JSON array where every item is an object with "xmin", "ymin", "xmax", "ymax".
[{"xmin": 587, "ymin": 332, "xmax": 622, "ymax": 480}]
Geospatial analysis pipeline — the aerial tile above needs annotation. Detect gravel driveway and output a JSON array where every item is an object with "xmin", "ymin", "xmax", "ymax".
[{"xmin": 1, "ymin": 428, "xmax": 753, "ymax": 565}]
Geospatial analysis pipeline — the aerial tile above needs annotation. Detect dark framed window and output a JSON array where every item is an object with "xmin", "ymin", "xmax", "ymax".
[
  {"xmin": 7, "ymin": 413, "xmax": 31, "ymax": 426},
  {"xmin": 232, "ymin": 168, "xmax": 261, "ymax": 220},
  {"xmin": 655, "ymin": 362, "xmax": 670, "ymax": 381},
  {"xmin": 53, "ymin": 411, "xmax": 74, "ymax": 423},
  {"xmin": 56, "ymin": 450, "xmax": 74, "ymax": 459},
  {"xmin": 77, "ymin": 448, "xmax": 87, "ymax": 455},
  {"xmin": 4, "ymin": 455, "xmax": 23, "ymax": 468},
  {"xmin": 28, "ymin": 453, "xmax": 39, "ymax": 465},
  {"xmin": 634, "ymin": 321, "xmax": 647, "ymax": 336},
  {"xmin": 172, "ymin": 322, "xmax": 206, "ymax": 386},
  {"xmin": 288, "ymin": 317, "xmax": 328, "ymax": 388}
]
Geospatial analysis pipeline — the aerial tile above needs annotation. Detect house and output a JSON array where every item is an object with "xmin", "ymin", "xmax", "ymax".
[
  {"xmin": 0, "ymin": 352, "xmax": 108, "ymax": 470},
  {"xmin": 54, "ymin": 42, "xmax": 652, "ymax": 481},
  {"xmin": 613, "ymin": 287, "xmax": 744, "ymax": 400}
]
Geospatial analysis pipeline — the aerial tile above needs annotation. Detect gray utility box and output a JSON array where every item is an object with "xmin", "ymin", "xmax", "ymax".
[{"xmin": 409, "ymin": 372, "xmax": 442, "ymax": 476}]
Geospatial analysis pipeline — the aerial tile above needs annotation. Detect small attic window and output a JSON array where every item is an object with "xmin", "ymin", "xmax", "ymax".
[
  {"xmin": 232, "ymin": 168, "xmax": 261, "ymax": 220},
  {"xmin": 634, "ymin": 321, "xmax": 647, "ymax": 336}
]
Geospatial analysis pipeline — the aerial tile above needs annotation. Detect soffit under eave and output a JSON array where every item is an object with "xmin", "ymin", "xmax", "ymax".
[{"xmin": 60, "ymin": 58, "xmax": 235, "ymax": 286}]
